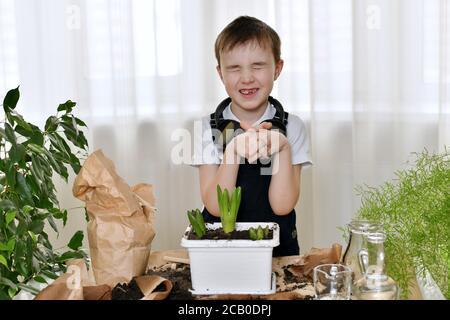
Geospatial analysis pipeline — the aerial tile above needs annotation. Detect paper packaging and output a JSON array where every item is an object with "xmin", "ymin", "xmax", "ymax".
[
  {"xmin": 35, "ymin": 259, "xmax": 172, "ymax": 300},
  {"xmin": 72, "ymin": 149, "xmax": 156, "ymax": 287}
]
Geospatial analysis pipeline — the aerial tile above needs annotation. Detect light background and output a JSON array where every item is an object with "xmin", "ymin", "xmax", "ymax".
[{"xmin": 0, "ymin": 0, "xmax": 449, "ymax": 254}]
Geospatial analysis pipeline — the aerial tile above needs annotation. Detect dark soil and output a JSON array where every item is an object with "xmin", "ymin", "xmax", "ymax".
[
  {"xmin": 187, "ymin": 227, "xmax": 273, "ymax": 240},
  {"xmin": 282, "ymin": 267, "xmax": 311, "ymax": 291},
  {"xmin": 145, "ymin": 262, "xmax": 314, "ymax": 300},
  {"xmin": 111, "ymin": 278, "xmax": 144, "ymax": 300},
  {"xmin": 147, "ymin": 263, "xmax": 194, "ymax": 300}
]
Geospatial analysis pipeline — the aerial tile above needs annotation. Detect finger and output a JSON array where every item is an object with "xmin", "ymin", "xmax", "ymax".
[
  {"xmin": 246, "ymin": 131, "xmax": 258, "ymax": 159},
  {"xmin": 240, "ymin": 121, "xmax": 253, "ymax": 131},
  {"xmin": 259, "ymin": 122, "xmax": 273, "ymax": 130}
]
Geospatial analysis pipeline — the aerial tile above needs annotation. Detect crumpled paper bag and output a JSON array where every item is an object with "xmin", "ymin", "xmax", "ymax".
[
  {"xmin": 34, "ymin": 259, "xmax": 87, "ymax": 300},
  {"xmin": 35, "ymin": 259, "xmax": 172, "ymax": 300},
  {"xmin": 72, "ymin": 149, "xmax": 156, "ymax": 287},
  {"xmin": 288, "ymin": 243, "xmax": 342, "ymax": 279}
]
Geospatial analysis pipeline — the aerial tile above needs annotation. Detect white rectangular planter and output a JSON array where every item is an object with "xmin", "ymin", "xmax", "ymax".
[{"xmin": 181, "ymin": 222, "xmax": 280, "ymax": 295}]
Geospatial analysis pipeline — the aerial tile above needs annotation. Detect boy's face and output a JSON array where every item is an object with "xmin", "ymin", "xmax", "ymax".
[{"xmin": 217, "ymin": 41, "xmax": 283, "ymax": 116}]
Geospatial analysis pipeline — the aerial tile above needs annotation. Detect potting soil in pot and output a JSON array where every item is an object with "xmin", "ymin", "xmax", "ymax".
[
  {"xmin": 144, "ymin": 262, "xmax": 314, "ymax": 300},
  {"xmin": 187, "ymin": 228, "xmax": 274, "ymax": 240}
]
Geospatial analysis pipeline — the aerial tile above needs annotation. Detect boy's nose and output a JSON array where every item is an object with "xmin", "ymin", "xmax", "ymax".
[{"xmin": 240, "ymin": 70, "xmax": 255, "ymax": 84}]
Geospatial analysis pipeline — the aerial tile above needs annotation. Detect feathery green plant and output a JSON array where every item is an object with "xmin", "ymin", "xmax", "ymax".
[{"xmin": 352, "ymin": 148, "xmax": 449, "ymax": 299}]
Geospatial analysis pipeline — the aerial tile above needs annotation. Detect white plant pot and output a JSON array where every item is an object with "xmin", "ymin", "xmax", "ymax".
[{"xmin": 180, "ymin": 222, "xmax": 280, "ymax": 295}]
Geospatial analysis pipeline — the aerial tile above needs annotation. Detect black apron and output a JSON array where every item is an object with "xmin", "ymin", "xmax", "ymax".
[{"xmin": 202, "ymin": 159, "xmax": 300, "ymax": 257}]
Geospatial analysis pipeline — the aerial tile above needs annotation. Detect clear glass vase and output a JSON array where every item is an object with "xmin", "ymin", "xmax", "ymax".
[
  {"xmin": 352, "ymin": 232, "xmax": 399, "ymax": 300},
  {"xmin": 342, "ymin": 220, "xmax": 381, "ymax": 284}
]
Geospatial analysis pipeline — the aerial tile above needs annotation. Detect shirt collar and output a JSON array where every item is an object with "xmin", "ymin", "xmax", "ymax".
[{"xmin": 222, "ymin": 102, "xmax": 276, "ymax": 126}]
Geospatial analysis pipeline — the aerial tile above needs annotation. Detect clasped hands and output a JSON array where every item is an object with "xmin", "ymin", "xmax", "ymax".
[{"xmin": 226, "ymin": 121, "xmax": 288, "ymax": 164}]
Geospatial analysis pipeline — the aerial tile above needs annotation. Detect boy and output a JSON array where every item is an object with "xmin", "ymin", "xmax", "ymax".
[{"xmin": 192, "ymin": 16, "xmax": 312, "ymax": 256}]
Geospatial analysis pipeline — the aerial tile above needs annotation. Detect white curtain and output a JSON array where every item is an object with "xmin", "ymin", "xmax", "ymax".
[{"xmin": 0, "ymin": 0, "xmax": 448, "ymax": 253}]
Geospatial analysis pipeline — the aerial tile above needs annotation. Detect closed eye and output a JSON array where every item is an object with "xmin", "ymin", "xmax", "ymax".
[
  {"xmin": 252, "ymin": 62, "xmax": 267, "ymax": 70},
  {"xmin": 225, "ymin": 65, "xmax": 240, "ymax": 72}
]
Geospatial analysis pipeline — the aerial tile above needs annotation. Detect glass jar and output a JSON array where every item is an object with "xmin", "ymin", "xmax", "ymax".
[
  {"xmin": 352, "ymin": 232, "xmax": 399, "ymax": 300},
  {"xmin": 342, "ymin": 220, "xmax": 381, "ymax": 284}
]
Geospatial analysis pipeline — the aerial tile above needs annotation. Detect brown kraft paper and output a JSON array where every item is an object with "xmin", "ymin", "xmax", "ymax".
[{"xmin": 72, "ymin": 149, "xmax": 156, "ymax": 287}]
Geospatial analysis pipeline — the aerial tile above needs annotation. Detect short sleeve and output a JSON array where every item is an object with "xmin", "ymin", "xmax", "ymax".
[
  {"xmin": 286, "ymin": 114, "xmax": 313, "ymax": 167},
  {"xmin": 190, "ymin": 116, "xmax": 221, "ymax": 167}
]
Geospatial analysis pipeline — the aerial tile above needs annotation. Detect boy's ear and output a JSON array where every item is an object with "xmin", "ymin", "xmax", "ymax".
[
  {"xmin": 216, "ymin": 65, "xmax": 224, "ymax": 81},
  {"xmin": 274, "ymin": 59, "xmax": 284, "ymax": 80}
]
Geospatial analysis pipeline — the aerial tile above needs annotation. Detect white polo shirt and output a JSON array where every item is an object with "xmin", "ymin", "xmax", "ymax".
[{"xmin": 190, "ymin": 102, "xmax": 312, "ymax": 167}]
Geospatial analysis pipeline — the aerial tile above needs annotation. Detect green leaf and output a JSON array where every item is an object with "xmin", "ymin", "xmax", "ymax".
[
  {"xmin": 8, "ymin": 287, "xmax": 17, "ymax": 299},
  {"xmin": 33, "ymin": 276, "xmax": 47, "ymax": 284},
  {"xmin": 217, "ymin": 184, "xmax": 223, "ymax": 215},
  {"xmin": 60, "ymin": 122, "xmax": 88, "ymax": 149},
  {"xmin": 44, "ymin": 116, "xmax": 59, "ymax": 133},
  {"xmin": 56, "ymin": 251, "xmax": 84, "ymax": 262},
  {"xmin": 256, "ymin": 226, "xmax": 264, "ymax": 239},
  {"xmin": 223, "ymin": 188, "xmax": 229, "ymax": 217},
  {"xmin": 40, "ymin": 269, "xmax": 58, "ymax": 280},
  {"xmin": 5, "ymin": 161, "xmax": 16, "ymax": 189},
  {"xmin": 9, "ymin": 144, "xmax": 26, "ymax": 163},
  {"xmin": 249, "ymin": 228, "xmax": 257, "ymax": 241},
  {"xmin": 50, "ymin": 208, "xmax": 67, "ymax": 226},
  {"xmin": 5, "ymin": 123, "xmax": 16, "ymax": 145},
  {"xmin": 16, "ymin": 172, "xmax": 34, "ymax": 206},
  {"xmin": 57, "ymin": 100, "xmax": 76, "ymax": 113},
  {"xmin": 27, "ymin": 143, "xmax": 46, "ymax": 154},
  {"xmin": 0, "ymin": 276, "xmax": 17, "ymax": 291},
  {"xmin": 20, "ymin": 127, "xmax": 44, "ymax": 146},
  {"xmin": 187, "ymin": 210, "xmax": 205, "ymax": 238},
  {"xmin": 29, "ymin": 220, "xmax": 44, "ymax": 234},
  {"xmin": 0, "ymin": 254, "xmax": 8, "ymax": 269},
  {"xmin": 3, "ymin": 86, "xmax": 19, "ymax": 110},
  {"xmin": 47, "ymin": 215, "xmax": 58, "ymax": 233},
  {"xmin": 5, "ymin": 210, "xmax": 16, "ymax": 226},
  {"xmin": 16, "ymin": 220, "xmax": 27, "ymax": 236},
  {"xmin": 17, "ymin": 259, "xmax": 28, "ymax": 277},
  {"xmin": 73, "ymin": 116, "xmax": 87, "ymax": 128},
  {"xmin": 48, "ymin": 133, "xmax": 72, "ymax": 161},
  {"xmin": 30, "ymin": 155, "xmax": 44, "ymax": 183},
  {"xmin": 10, "ymin": 111, "xmax": 32, "ymax": 132},
  {"xmin": 16, "ymin": 283, "xmax": 40, "ymax": 295},
  {"xmin": 67, "ymin": 231, "xmax": 84, "ymax": 250},
  {"xmin": 0, "ymin": 200, "xmax": 16, "ymax": 211}
]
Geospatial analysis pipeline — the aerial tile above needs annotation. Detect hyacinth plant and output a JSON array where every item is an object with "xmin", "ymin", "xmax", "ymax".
[
  {"xmin": 248, "ymin": 225, "xmax": 270, "ymax": 241},
  {"xmin": 217, "ymin": 185, "xmax": 241, "ymax": 234},
  {"xmin": 187, "ymin": 209, "xmax": 206, "ymax": 239}
]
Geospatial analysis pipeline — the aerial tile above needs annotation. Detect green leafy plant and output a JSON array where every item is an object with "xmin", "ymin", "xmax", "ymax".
[
  {"xmin": 187, "ymin": 209, "xmax": 206, "ymax": 238},
  {"xmin": 217, "ymin": 185, "xmax": 241, "ymax": 233},
  {"xmin": 248, "ymin": 225, "xmax": 270, "ymax": 241},
  {"xmin": 351, "ymin": 148, "xmax": 449, "ymax": 299},
  {"xmin": 0, "ymin": 87, "xmax": 89, "ymax": 300}
]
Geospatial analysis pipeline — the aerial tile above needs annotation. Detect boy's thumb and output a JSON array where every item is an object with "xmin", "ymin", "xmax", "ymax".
[
  {"xmin": 240, "ymin": 121, "xmax": 252, "ymax": 131},
  {"xmin": 259, "ymin": 122, "xmax": 273, "ymax": 130}
]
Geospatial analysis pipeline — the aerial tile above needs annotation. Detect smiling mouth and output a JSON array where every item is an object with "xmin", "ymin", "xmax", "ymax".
[{"xmin": 239, "ymin": 88, "xmax": 259, "ymax": 96}]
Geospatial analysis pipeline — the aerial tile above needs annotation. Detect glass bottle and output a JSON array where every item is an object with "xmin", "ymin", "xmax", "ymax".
[
  {"xmin": 342, "ymin": 220, "xmax": 381, "ymax": 284},
  {"xmin": 352, "ymin": 232, "xmax": 399, "ymax": 300}
]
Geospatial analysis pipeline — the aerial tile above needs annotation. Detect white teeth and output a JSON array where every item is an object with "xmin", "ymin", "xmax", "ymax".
[{"xmin": 240, "ymin": 89, "xmax": 257, "ymax": 95}]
